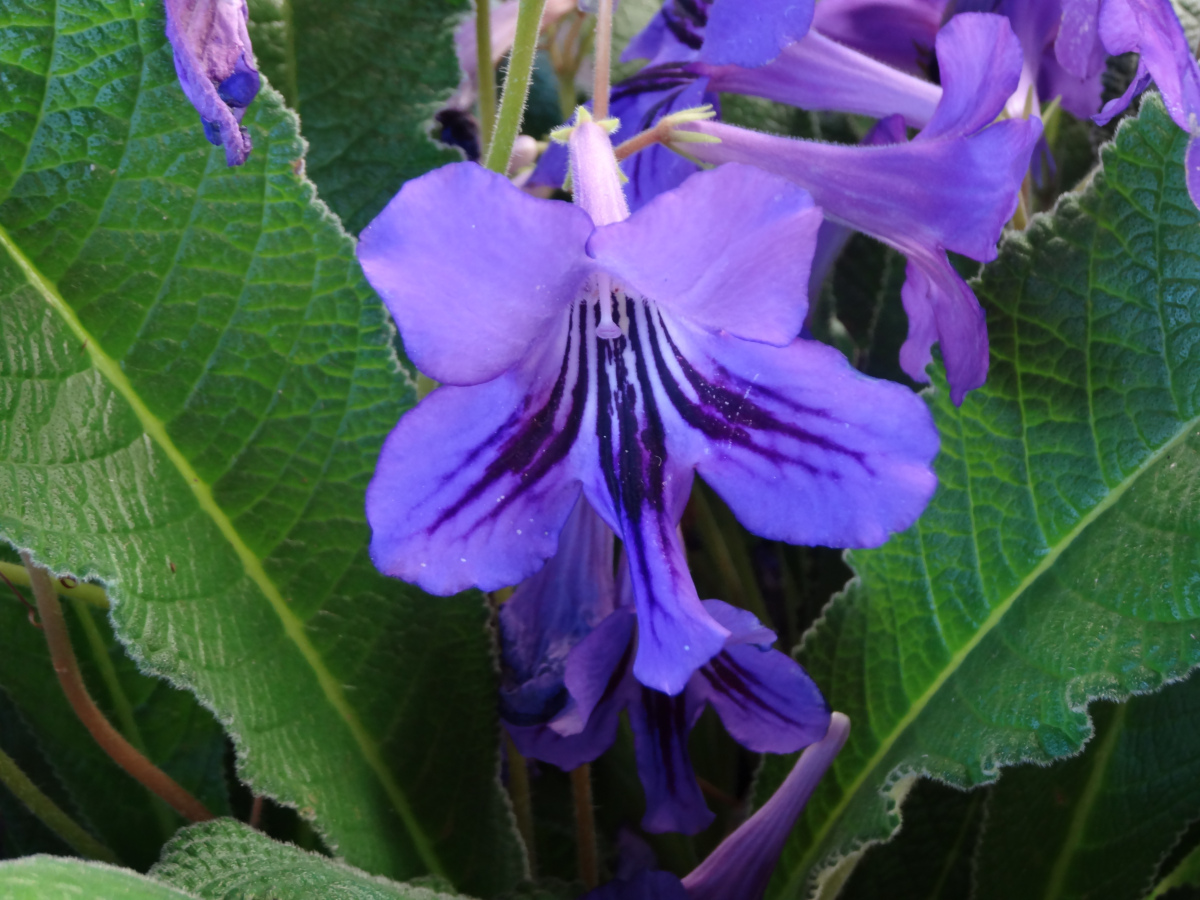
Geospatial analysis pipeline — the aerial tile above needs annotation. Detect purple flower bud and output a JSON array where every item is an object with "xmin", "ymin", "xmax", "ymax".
[{"xmin": 164, "ymin": 0, "xmax": 261, "ymax": 166}]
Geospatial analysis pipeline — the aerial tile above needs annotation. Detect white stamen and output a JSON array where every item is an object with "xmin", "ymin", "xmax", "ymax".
[{"xmin": 595, "ymin": 272, "xmax": 622, "ymax": 340}]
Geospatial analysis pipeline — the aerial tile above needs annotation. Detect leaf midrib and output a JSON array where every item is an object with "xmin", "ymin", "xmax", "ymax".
[
  {"xmin": 0, "ymin": 223, "xmax": 444, "ymax": 878},
  {"xmin": 781, "ymin": 409, "xmax": 1200, "ymax": 897}
]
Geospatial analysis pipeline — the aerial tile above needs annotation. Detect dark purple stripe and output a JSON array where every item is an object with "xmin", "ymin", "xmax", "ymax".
[{"xmin": 431, "ymin": 302, "xmax": 590, "ymax": 531}]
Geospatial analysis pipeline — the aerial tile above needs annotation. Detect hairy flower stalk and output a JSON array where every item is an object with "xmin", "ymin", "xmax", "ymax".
[{"xmin": 358, "ymin": 111, "xmax": 938, "ymax": 694}]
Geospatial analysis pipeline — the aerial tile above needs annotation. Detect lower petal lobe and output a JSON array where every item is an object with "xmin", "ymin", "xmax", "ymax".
[
  {"xmin": 366, "ymin": 310, "xmax": 588, "ymax": 595},
  {"xmin": 651, "ymin": 315, "xmax": 939, "ymax": 550}
]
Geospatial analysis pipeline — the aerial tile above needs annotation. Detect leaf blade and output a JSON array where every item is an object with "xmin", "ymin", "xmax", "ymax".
[{"xmin": 763, "ymin": 96, "xmax": 1200, "ymax": 898}]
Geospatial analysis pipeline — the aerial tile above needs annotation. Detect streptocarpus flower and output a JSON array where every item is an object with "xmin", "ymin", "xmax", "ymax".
[
  {"xmin": 583, "ymin": 713, "xmax": 851, "ymax": 900},
  {"xmin": 506, "ymin": 565, "xmax": 830, "ymax": 834},
  {"xmin": 671, "ymin": 13, "xmax": 1042, "ymax": 403},
  {"xmin": 164, "ymin": 0, "xmax": 261, "ymax": 166},
  {"xmin": 358, "ymin": 114, "xmax": 938, "ymax": 694}
]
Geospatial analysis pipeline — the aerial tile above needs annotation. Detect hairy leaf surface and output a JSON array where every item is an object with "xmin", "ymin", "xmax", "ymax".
[
  {"xmin": 249, "ymin": 0, "xmax": 468, "ymax": 232},
  {"xmin": 762, "ymin": 96, "xmax": 1200, "ymax": 898},
  {"xmin": 0, "ymin": 857, "xmax": 199, "ymax": 899},
  {"xmin": 974, "ymin": 672, "xmax": 1200, "ymax": 900},
  {"xmin": 0, "ymin": 0, "xmax": 521, "ymax": 890},
  {"xmin": 152, "ymin": 819, "xmax": 464, "ymax": 899}
]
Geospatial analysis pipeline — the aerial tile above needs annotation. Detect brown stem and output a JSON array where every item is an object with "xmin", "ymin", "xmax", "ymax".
[
  {"xmin": 571, "ymin": 764, "xmax": 598, "ymax": 889},
  {"xmin": 22, "ymin": 553, "xmax": 214, "ymax": 823},
  {"xmin": 249, "ymin": 795, "xmax": 265, "ymax": 830},
  {"xmin": 613, "ymin": 126, "xmax": 664, "ymax": 162}
]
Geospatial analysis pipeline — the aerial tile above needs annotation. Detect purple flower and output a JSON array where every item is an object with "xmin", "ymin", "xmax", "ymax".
[
  {"xmin": 1087, "ymin": 0, "xmax": 1200, "ymax": 206},
  {"xmin": 164, "ymin": 0, "xmax": 261, "ymax": 166},
  {"xmin": 507, "ymin": 576, "xmax": 831, "ymax": 834},
  {"xmin": 583, "ymin": 713, "xmax": 851, "ymax": 900},
  {"xmin": 358, "ymin": 117, "xmax": 938, "ymax": 694},
  {"xmin": 623, "ymin": 0, "xmax": 943, "ymax": 129},
  {"xmin": 672, "ymin": 14, "xmax": 1042, "ymax": 403},
  {"xmin": 624, "ymin": 0, "xmax": 814, "ymax": 69}
]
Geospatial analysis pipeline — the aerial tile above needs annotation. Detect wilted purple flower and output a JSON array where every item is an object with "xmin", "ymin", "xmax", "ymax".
[
  {"xmin": 671, "ymin": 14, "xmax": 1042, "ymax": 403},
  {"xmin": 506, "ymin": 564, "xmax": 830, "ymax": 834},
  {"xmin": 358, "ymin": 115, "xmax": 937, "ymax": 694},
  {"xmin": 164, "ymin": 0, "xmax": 261, "ymax": 166},
  {"xmin": 583, "ymin": 713, "xmax": 851, "ymax": 900}
]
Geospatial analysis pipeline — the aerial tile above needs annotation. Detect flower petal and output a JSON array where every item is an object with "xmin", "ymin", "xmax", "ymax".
[
  {"xmin": 696, "ymin": 601, "xmax": 831, "ymax": 754},
  {"xmin": 627, "ymin": 686, "xmax": 713, "ymax": 833},
  {"xmin": 681, "ymin": 713, "xmax": 851, "ymax": 900},
  {"xmin": 699, "ymin": 0, "xmax": 815, "ymax": 68},
  {"xmin": 1096, "ymin": 0, "xmax": 1200, "ymax": 139},
  {"xmin": 920, "ymin": 13, "xmax": 1023, "ymax": 140},
  {"xmin": 562, "ymin": 606, "xmax": 638, "ymax": 730},
  {"xmin": 589, "ymin": 163, "xmax": 821, "ymax": 347},
  {"xmin": 703, "ymin": 31, "xmax": 942, "ymax": 129},
  {"xmin": 811, "ymin": 0, "xmax": 946, "ymax": 75},
  {"xmin": 649, "ymin": 317, "xmax": 939, "ymax": 549},
  {"xmin": 1057, "ymin": 0, "xmax": 1107, "ymax": 79},
  {"xmin": 499, "ymin": 498, "xmax": 617, "ymax": 725},
  {"xmin": 366, "ymin": 310, "xmax": 590, "ymax": 594},
  {"xmin": 900, "ymin": 253, "xmax": 989, "ymax": 401},
  {"xmin": 357, "ymin": 162, "xmax": 593, "ymax": 386}
]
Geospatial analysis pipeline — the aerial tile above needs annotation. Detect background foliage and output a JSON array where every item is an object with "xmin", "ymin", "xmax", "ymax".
[{"xmin": 1, "ymin": 1, "xmax": 1199, "ymax": 899}]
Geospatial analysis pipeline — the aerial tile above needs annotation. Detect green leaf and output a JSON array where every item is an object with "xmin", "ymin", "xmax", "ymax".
[
  {"xmin": 0, "ymin": 856, "xmax": 199, "ymax": 900},
  {"xmin": 0, "ymin": 592, "xmax": 230, "ymax": 869},
  {"xmin": 761, "ymin": 95, "xmax": 1200, "ymax": 898},
  {"xmin": 151, "ymin": 819, "xmax": 465, "ymax": 899},
  {"xmin": 249, "ymin": 0, "xmax": 469, "ymax": 232},
  {"xmin": 0, "ymin": 0, "xmax": 522, "ymax": 891},
  {"xmin": 974, "ymin": 672, "xmax": 1200, "ymax": 900},
  {"xmin": 836, "ymin": 779, "xmax": 986, "ymax": 900},
  {"xmin": 1152, "ymin": 841, "xmax": 1200, "ymax": 899}
]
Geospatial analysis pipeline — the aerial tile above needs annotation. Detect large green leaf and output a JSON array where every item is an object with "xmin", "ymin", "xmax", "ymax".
[
  {"xmin": 0, "ymin": 857, "xmax": 199, "ymax": 900},
  {"xmin": 151, "ymin": 819, "xmax": 465, "ymax": 899},
  {"xmin": 761, "ymin": 96, "xmax": 1200, "ymax": 898},
  {"xmin": 0, "ymin": 0, "xmax": 522, "ymax": 891},
  {"xmin": 248, "ymin": 0, "xmax": 468, "ymax": 233},
  {"xmin": 974, "ymin": 672, "xmax": 1200, "ymax": 900},
  {"xmin": 836, "ymin": 779, "xmax": 985, "ymax": 900},
  {"xmin": 0, "ymin": 590, "xmax": 230, "ymax": 869}
]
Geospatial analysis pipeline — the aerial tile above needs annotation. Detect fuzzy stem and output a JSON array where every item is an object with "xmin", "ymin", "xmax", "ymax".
[
  {"xmin": 22, "ymin": 553, "xmax": 214, "ymax": 824},
  {"xmin": 571, "ymin": 764, "xmax": 599, "ymax": 889},
  {"xmin": 504, "ymin": 732, "xmax": 538, "ymax": 877},
  {"xmin": 0, "ymin": 744, "xmax": 117, "ymax": 862},
  {"xmin": 69, "ymin": 596, "xmax": 177, "ymax": 839},
  {"xmin": 475, "ymin": 0, "xmax": 497, "ymax": 151},
  {"xmin": 592, "ymin": 0, "xmax": 613, "ymax": 119},
  {"xmin": 484, "ymin": 0, "xmax": 548, "ymax": 174}
]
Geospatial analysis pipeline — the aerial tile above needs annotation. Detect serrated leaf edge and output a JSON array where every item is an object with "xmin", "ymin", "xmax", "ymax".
[
  {"xmin": 0, "ymin": 216, "xmax": 443, "ymax": 876},
  {"xmin": 783, "ymin": 400, "xmax": 1200, "ymax": 897}
]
